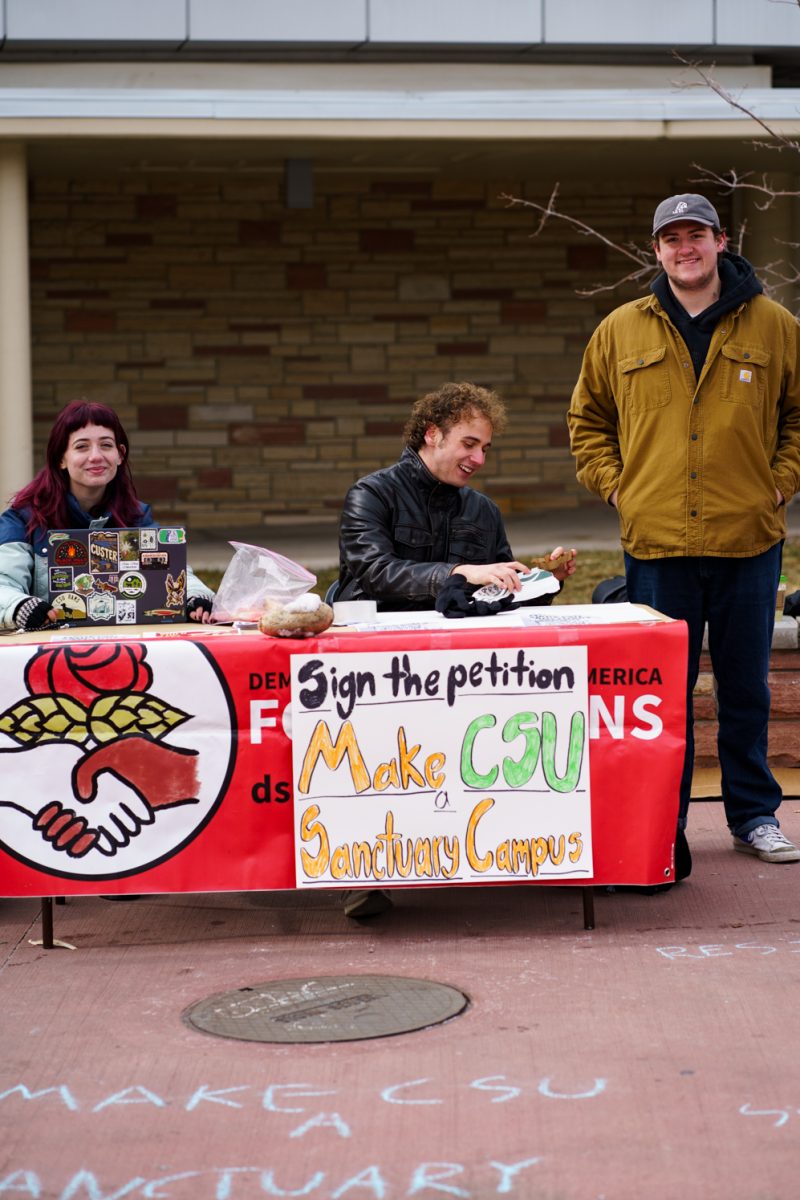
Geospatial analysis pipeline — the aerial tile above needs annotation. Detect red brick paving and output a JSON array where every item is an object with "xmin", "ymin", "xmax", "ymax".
[{"xmin": 2, "ymin": 796, "xmax": 800, "ymax": 1200}]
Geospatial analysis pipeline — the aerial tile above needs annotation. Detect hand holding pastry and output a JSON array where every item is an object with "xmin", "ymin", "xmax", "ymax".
[{"xmin": 529, "ymin": 547, "xmax": 578, "ymax": 582}]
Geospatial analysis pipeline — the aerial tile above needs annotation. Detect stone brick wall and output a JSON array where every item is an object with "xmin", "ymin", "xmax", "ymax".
[
  {"xmin": 27, "ymin": 169, "xmax": 669, "ymax": 532},
  {"xmin": 694, "ymin": 650, "xmax": 800, "ymax": 769}
]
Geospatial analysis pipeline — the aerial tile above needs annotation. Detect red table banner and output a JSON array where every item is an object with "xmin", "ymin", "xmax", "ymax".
[{"xmin": 0, "ymin": 617, "xmax": 686, "ymax": 896}]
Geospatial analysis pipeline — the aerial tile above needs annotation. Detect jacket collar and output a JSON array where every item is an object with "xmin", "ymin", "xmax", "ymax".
[
  {"xmin": 65, "ymin": 491, "xmax": 111, "ymax": 527},
  {"xmin": 399, "ymin": 445, "xmax": 461, "ymax": 498},
  {"xmin": 647, "ymin": 289, "xmax": 749, "ymax": 327}
]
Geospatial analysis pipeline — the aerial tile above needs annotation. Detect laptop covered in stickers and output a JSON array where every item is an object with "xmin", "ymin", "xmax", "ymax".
[{"xmin": 45, "ymin": 526, "xmax": 188, "ymax": 625}]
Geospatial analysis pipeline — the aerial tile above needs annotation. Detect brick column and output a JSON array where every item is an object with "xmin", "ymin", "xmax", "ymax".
[{"xmin": 0, "ymin": 142, "xmax": 33, "ymax": 501}]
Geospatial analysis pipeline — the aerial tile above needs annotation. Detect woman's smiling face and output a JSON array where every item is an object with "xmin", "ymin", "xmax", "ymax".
[{"xmin": 60, "ymin": 423, "xmax": 124, "ymax": 507}]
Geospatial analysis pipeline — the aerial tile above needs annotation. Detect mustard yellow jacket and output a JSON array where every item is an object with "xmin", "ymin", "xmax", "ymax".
[{"xmin": 568, "ymin": 292, "xmax": 800, "ymax": 558}]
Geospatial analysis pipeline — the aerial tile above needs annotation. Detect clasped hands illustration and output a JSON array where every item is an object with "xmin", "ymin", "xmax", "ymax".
[{"xmin": 31, "ymin": 735, "xmax": 200, "ymax": 858}]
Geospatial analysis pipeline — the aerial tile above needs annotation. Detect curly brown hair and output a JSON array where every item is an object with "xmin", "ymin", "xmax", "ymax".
[{"xmin": 403, "ymin": 382, "xmax": 507, "ymax": 450}]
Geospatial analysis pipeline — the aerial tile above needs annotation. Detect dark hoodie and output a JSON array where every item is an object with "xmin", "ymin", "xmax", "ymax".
[{"xmin": 651, "ymin": 250, "xmax": 763, "ymax": 380}]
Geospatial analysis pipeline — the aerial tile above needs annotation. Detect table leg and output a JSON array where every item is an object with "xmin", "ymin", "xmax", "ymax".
[
  {"xmin": 40, "ymin": 898, "xmax": 54, "ymax": 949},
  {"xmin": 582, "ymin": 887, "xmax": 595, "ymax": 931}
]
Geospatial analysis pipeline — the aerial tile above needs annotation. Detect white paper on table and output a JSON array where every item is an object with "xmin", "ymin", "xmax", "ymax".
[{"xmin": 340, "ymin": 602, "xmax": 669, "ymax": 633}]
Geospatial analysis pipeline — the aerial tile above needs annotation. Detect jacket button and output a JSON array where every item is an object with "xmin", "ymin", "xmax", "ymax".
[
  {"xmin": 691, "ymin": 472, "xmax": 697, "ymax": 479},
  {"xmin": 691, "ymin": 433, "xmax": 698, "ymax": 440},
  {"xmin": 743, "ymin": 352, "xmax": 751, "ymax": 359},
  {"xmin": 690, "ymin": 510, "xmax": 697, "ymax": 517},
  {"xmin": 638, "ymin": 358, "xmax": 644, "ymax": 366}
]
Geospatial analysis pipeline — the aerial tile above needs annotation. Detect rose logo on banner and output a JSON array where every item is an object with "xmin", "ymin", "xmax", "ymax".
[{"xmin": 0, "ymin": 640, "xmax": 234, "ymax": 880}]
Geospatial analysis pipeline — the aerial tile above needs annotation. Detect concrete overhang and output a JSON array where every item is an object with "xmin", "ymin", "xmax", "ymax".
[
  {"xmin": 1, "ymin": 63, "xmax": 796, "ymax": 180},
  {"xmin": 0, "ymin": 86, "xmax": 799, "ymax": 129}
]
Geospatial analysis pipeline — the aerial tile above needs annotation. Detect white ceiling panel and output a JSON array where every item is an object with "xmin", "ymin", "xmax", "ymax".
[
  {"xmin": 189, "ymin": 0, "xmax": 367, "ymax": 44},
  {"xmin": 6, "ymin": 0, "xmax": 187, "ymax": 42},
  {"xmin": 369, "ymin": 0, "xmax": 542, "ymax": 45}
]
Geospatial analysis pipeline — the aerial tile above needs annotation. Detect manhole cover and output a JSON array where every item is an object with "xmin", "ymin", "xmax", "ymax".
[{"xmin": 183, "ymin": 974, "xmax": 469, "ymax": 1043}]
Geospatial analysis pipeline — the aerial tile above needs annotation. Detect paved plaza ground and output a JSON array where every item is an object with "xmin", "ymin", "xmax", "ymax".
[{"xmin": 3, "ymin": 794, "xmax": 800, "ymax": 1200}]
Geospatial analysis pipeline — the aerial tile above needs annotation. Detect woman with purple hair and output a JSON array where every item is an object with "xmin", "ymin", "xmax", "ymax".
[{"xmin": 0, "ymin": 399, "xmax": 214, "ymax": 630}]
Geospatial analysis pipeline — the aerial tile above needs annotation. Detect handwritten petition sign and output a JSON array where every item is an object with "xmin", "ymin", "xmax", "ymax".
[{"xmin": 291, "ymin": 645, "xmax": 592, "ymax": 887}]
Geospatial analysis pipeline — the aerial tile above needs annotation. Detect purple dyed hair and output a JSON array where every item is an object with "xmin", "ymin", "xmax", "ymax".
[{"xmin": 12, "ymin": 399, "xmax": 142, "ymax": 533}]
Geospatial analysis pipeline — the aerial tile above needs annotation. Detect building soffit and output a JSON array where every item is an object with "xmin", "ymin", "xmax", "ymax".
[{"xmin": 1, "ymin": 63, "xmax": 798, "ymax": 178}]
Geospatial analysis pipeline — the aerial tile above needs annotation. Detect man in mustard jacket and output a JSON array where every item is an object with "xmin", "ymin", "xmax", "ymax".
[{"xmin": 569, "ymin": 192, "xmax": 800, "ymax": 872}]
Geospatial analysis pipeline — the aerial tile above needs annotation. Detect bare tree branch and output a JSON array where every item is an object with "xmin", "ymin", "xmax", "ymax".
[
  {"xmin": 757, "ymin": 260, "xmax": 800, "ymax": 287},
  {"xmin": 688, "ymin": 165, "xmax": 800, "ymax": 210},
  {"xmin": 501, "ymin": 184, "xmax": 653, "ymax": 269},
  {"xmin": 731, "ymin": 217, "xmax": 748, "ymax": 256},
  {"xmin": 673, "ymin": 51, "xmax": 800, "ymax": 155},
  {"xmin": 503, "ymin": 35, "xmax": 800, "ymax": 308},
  {"xmin": 573, "ymin": 267, "xmax": 658, "ymax": 297},
  {"xmin": 500, "ymin": 186, "xmax": 659, "ymax": 295}
]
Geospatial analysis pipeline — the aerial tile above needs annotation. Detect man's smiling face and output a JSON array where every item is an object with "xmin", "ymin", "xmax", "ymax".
[
  {"xmin": 419, "ymin": 413, "xmax": 494, "ymax": 488},
  {"xmin": 654, "ymin": 220, "xmax": 726, "ymax": 294}
]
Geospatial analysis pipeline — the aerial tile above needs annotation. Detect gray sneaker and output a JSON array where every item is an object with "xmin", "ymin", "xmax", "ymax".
[{"xmin": 733, "ymin": 824, "xmax": 800, "ymax": 863}]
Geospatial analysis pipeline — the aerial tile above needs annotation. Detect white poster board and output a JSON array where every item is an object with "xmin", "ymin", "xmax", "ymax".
[{"xmin": 291, "ymin": 644, "xmax": 592, "ymax": 888}]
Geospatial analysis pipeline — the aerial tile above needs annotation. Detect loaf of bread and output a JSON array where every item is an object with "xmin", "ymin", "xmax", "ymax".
[{"xmin": 258, "ymin": 594, "xmax": 333, "ymax": 638}]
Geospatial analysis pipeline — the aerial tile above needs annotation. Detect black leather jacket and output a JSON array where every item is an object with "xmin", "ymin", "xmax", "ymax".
[{"xmin": 337, "ymin": 447, "xmax": 513, "ymax": 611}]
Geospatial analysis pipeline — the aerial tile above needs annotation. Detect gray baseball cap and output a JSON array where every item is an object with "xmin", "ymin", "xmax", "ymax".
[{"xmin": 652, "ymin": 193, "xmax": 721, "ymax": 237}]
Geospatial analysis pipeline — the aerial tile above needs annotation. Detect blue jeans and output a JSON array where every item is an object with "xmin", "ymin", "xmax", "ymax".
[{"xmin": 624, "ymin": 547, "xmax": 783, "ymax": 839}]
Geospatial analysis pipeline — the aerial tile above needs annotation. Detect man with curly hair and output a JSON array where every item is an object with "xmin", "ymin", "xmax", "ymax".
[
  {"xmin": 337, "ymin": 381, "xmax": 573, "ymax": 612},
  {"xmin": 337, "ymin": 381, "xmax": 575, "ymax": 920}
]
